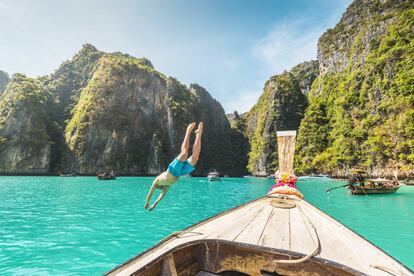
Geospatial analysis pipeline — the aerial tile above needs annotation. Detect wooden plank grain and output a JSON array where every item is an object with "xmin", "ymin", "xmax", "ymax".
[
  {"xmin": 289, "ymin": 205, "xmax": 317, "ymax": 255},
  {"xmin": 298, "ymin": 201, "xmax": 411, "ymax": 276},
  {"xmin": 199, "ymin": 200, "xmax": 267, "ymax": 241},
  {"xmin": 233, "ymin": 203, "xmax": 274, "ymax": 245},
  {"xmin": 258, "ymin": 205, "xmax": 290, "ymax": 250}
]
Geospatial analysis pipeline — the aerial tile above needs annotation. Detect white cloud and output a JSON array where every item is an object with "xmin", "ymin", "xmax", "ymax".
[
  {"xmin": 224, "ymin": 85, "xmax": 263, "ymax": 113},
  {"xmin": 252, "ymin": 22, "xmax": 324, "ymax": 74}
]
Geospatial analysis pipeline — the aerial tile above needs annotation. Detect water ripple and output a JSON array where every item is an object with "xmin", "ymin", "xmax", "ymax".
[{"xmin": 0, "ymin": 176, "xmax": 413, "ymax": 275}]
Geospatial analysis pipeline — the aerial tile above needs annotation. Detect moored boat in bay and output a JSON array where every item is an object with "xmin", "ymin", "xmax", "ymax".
[
  {"xmin": 347, "ymin": 171, "xmax": 400, "ymax": 195},
  {"xmin": 97, "ymin": 170, "xmax": 117, "ymax": 180},
  {"xmin": 207, "ymin": 171, "xmax": 220, "ymax": 181},
  {"xmin": 349, "ymin": 181, "xmax": 401, "ymax": 195}
]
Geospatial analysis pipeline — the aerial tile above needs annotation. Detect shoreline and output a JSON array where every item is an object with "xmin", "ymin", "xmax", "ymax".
[{"xmin": 0, "ymin": 173, "xmax": 412, "ymax": 181}]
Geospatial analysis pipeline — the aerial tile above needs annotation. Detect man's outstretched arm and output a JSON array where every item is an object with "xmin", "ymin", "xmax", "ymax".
[
  {"xmin": 149, "ymin": 187, "xmax": 169, "ymax": 211},
  {"xmin": 144, "ymin": 178, "xmax": 158, "ymax": 209}
]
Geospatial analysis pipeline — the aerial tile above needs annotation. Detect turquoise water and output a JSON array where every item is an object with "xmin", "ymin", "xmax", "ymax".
[{"xmin": 0, "ymin": 176, "xmax": 413, "ymax": 275}]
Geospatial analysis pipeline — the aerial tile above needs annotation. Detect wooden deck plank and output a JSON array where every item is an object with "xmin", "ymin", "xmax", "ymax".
[
  {"xmin": 299, "ymin": 201, "xmax": 410, "ymax": 276},
  {"xmin": 289, "ymin": 204, "xmax": 317, "ymax": 255},
  {"xmin": 199, "ymin": 200, "xmax": 267, "ymax": 240},
  {"xmin": 233, "ymin": 203, "xmax": 274, "ymax": 245},
  {"xmin": 258, "ymin": 204, "xmax": 290, "ymax": 250}
]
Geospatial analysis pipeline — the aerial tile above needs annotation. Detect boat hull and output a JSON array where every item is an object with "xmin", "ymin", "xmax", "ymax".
[
  {"xmin": 98, "ymin": 176, "xmax": 116, "ymax": 180},
  {"xmin": 105, "ymin": 196, "xmax": 412, "ymax": 276},
  {"xmin": 108, "ymin": 239, "xmax": 360, "ymax": 276},
  {"xmin": 349, "ymin": 186, "xmax": 400, "ymax": 195}
]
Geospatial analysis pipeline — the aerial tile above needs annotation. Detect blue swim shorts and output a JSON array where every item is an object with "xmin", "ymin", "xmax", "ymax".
[{"xmin": 167, "ymin": 158, "xmax": 195, "ymax": 177}]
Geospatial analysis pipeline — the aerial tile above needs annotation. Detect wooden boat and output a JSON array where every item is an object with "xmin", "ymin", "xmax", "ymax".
[
  {"xmin": 107, "ymin": 130, "xmax": 411, "ymax": 275},
  {"xmin": 349, "ymin": 185, "xmax": 401, "ymax": 195},
  {"xmin": 348, "ymin": 178, "xmax": 400, "ymax": 195},
  {"xmin": 207, "ymin": 171, "xmax": 220, "ymax": 181},
  {"xmin": 97, "ymin": 174, "xmax": 116, "ymax": 180},
  {"xmin": 105, "ymin": 194, "xmax": 412, "ymax": 276}
]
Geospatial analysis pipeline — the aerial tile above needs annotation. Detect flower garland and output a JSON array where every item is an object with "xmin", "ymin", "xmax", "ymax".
[{"xmin": 268, "ymin": 171, "xmax": 303, "ymax": 199}]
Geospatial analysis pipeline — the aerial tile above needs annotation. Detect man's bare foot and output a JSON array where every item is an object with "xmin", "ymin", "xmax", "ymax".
[
  {"xmin": 195, "ymin": 122, "xmax": 204, "ymax": 134},
  {"xmin": 187, "ymin": 122, "xmax": 196, "ymax": 133}
]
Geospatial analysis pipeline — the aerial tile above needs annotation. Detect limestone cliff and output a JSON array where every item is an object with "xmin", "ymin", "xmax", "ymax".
[
  {"xmin": 63, "ymin": 54, "xmax": 245, "ymax": 175},
  {"xmin": 244, "ymin": 61, "xmax": 319, "ymax": 176},
  {"xmin": 296, "ymin": 0, "xmax": 414, "ymax": 177},
  {"xmin": 44, "ymin": 44, "xmax": 104, "ymax": 124},
  {"xmin": 0, "ymin": 74, "xmax": 56, "ymax": 173},
  {"xmin": 0, "ymin": 45, "xmax": 245, "ymax": 175}
]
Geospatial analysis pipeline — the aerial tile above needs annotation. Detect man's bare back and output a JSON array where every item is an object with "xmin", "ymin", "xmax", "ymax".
[{"xmin": 144, "ymin": 122, "xmax": 203, "ymax": 211}]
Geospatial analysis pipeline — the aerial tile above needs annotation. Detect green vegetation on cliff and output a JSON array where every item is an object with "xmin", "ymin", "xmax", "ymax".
[
  {"xmin": 0, "ymin": 45, "xmax": 247, "ymax": 175},
  {"xmin": 296, "ymin": 1, "xmax": 414, "ymax": 177},
  {"xmin": 44, "ymin": 44, "xmax": 104, "ymax": 124},
  {"xmin": 62, "ymin": 50, "xmax": 245, "ymax": 175},
  {"xmin": 65, "ymin": 53, "xmax": 169, "ymax": 173},
  {"xmin": 0, "ymin": 74, "xmax": 58, "ymax": 173},
  {"xmin": 244, "ymin": 61, "xmax": 318, "ymax": 176}
]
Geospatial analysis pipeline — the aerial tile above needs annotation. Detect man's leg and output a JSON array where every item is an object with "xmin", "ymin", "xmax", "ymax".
[
  {"xmin": 144, "ymin": 178, "xmax": 159, "ymax": 209},
  {"xmin": 188, "ymin": 122, "xmax": 203, "ymax": 166},
  {"xmin": 149, "ymin": 187, "xmax": 169, "ymax": 211},
  {"xmin": 177, "ymin": 122, "xmax": 196, "ymax": 161}
]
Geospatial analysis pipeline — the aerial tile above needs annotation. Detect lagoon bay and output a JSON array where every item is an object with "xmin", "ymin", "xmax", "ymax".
[{"xmin": 0, "ymin": 176, "xmax": 413, "ymax": 275}]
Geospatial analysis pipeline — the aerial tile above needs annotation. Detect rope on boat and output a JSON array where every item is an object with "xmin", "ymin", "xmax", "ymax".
[
  {"xmin": 273, "ymin": 203, "xmax": 321, "ymax": 264},
  {"xmin": 171, "ymin": 231, "xmax": 204, "ymax": 238},
  {"xmin": 371, "ymin": 264, "xmax": 406, "ymax": 276},
  {"xmin": 270, "ymin": 198, "xmax": 296, "ymax": 209}
]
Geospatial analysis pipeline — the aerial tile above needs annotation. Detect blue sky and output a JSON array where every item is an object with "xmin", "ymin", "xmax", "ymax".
[{"xmin": 0, "ymin": 0, "xmax": 351, "ymax": 113}]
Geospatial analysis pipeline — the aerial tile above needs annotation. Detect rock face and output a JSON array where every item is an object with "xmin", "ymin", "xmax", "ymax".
[
  {"xmin": 0, "ymin": 74, "xmax": 55, "ymax": 173},
  {"xmin": 0, "ymin": 45, "xmax": 246, "ymax": 175},
  {"xmin": 243, "ymin": 61, "xmax": 319, "ymax": 176},
  {"xmin": 44, "ymin": 44, "xmax": 104, "ymax": 124},
  {"xmin": 296, "ymin": 0, "xmax": 414, "ymax": 177},
  {"xmin": 0, "ymin": 70, "xmax": 10, "ymax": 94}
]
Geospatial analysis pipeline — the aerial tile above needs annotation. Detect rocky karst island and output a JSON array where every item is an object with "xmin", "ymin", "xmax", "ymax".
[{"xmin": 1, "ymin": 0, "xmax": 412, "ymax": 179}]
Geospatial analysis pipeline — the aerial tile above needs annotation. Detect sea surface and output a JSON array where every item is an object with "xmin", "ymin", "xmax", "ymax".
[{"xmin": 0, "ymin": 176, "xmax": 413, "ymax": 275}]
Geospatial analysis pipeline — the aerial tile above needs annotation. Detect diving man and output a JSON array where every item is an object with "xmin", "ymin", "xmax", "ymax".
[{"xmin": 144, "ymin": 122, "xmax": 203, "ymax": 211}]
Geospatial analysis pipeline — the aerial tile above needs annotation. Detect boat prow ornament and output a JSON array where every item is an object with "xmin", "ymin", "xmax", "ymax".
[{"xmin": 267, "ymin": 130, "xmax": 304, "ymax": 199}]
